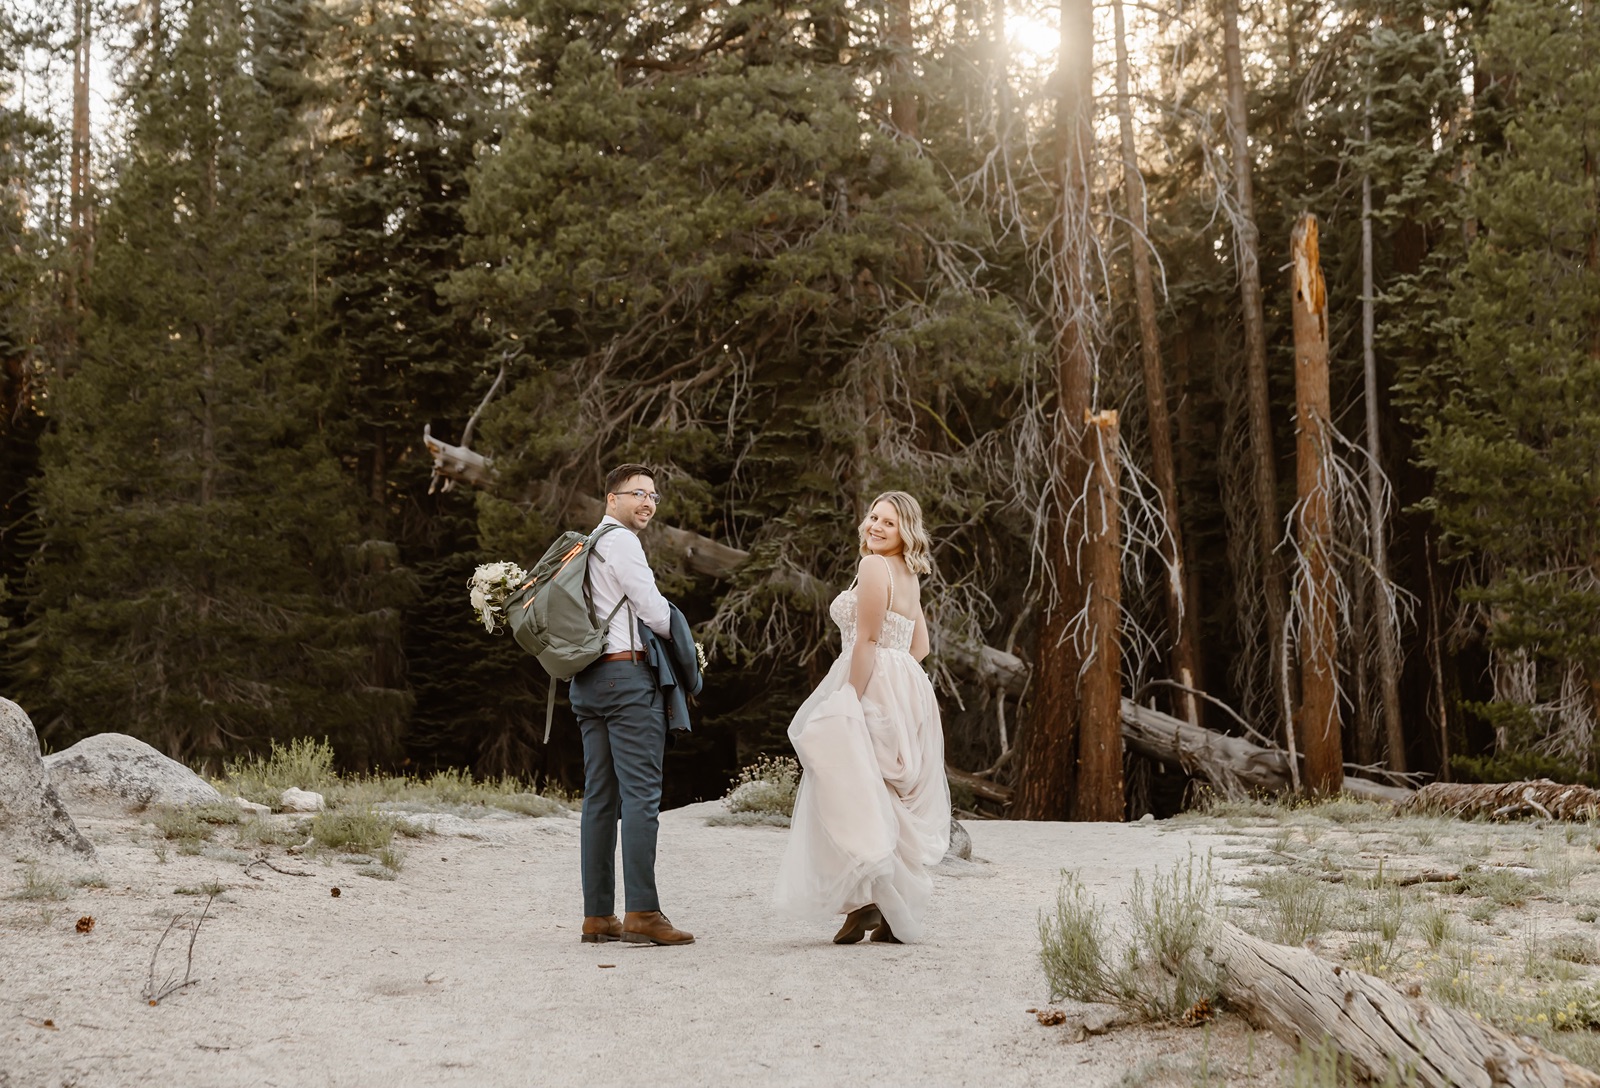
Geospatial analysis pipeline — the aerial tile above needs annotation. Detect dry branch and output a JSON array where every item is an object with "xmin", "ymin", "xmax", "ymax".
[
  {"xmin": 243, "ymin": 857, "xmax": 312, "ymax": 879},
  {"xmin": 1401, "ymin": 780, "xmax": 1600, "ymax": 822},
  {"xmin": 142, "ymin": 892, "xmax": 214, "ymax": 1005},
  {"xmin": 1208, "ymin": 922, "xmax": 1600, "ymax": 1088}
]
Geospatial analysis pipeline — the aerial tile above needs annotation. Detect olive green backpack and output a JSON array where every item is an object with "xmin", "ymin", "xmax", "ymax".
[{"xmin": 504, "ymin": 523, "xmax": 624, "ymax": 741}]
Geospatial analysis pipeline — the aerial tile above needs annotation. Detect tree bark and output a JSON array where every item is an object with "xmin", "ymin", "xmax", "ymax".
[
  {"xmin": 1113, "ymin": 0, "xmax": 1201, "ymax": 726},
  {"xmin": 1016, "ymin": 0, "xmax": 1098, "ymax": 822},
  {"xmin": 1209, "ymin": 922, "xmax": 1600, "ymax": 1088},
  {"xmin": 1402, "ymin": 780, "xmax": 1600, "ymax": 822},
  {"xmin": 1220, "ymin": 0, "xmax": 1291, "ymax": 743},
  {"xmin": 1362, "ymin": 104, "xmax": 1408, "ymax": 774},
  {"xmin": 1074, "ymin": 411, "xmax": 1125, "ymax": 821},
  {"xmin": 1291, "ymin": 214, "xmax": 1343, "ymax": 796}
]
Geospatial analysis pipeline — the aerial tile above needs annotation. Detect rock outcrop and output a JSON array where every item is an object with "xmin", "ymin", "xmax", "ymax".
[
  {"xmin": 945, "ymin": 818, "xmax": 973, "ymax": 862},
  {"xmin": 45, "ymin": 733, "xmax": 222, "ymax": 813},
  {"xmin": 0, "ymin": 698, "xmax": 96, "ymax": 860}
]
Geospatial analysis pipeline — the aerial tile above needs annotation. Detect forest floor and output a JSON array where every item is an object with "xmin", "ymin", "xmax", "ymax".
[{"xmin": 6, "ymin": 796, "xmax": 1600, "ymax": 1087}]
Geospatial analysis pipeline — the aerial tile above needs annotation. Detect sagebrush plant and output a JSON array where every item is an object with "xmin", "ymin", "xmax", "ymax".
[
  {"xmin": 13, "ymin": 864, "xmax": 69, "ymax": 902},
  {"xmin": 309, "ymin": 808, "xmax": 398, "ymax": 854},
  {"xmin": 1039, "ymin": 853, "xmax": 1222, "ymax": 1022},
  {"xmin": 723, "ymin": 755, "xmax": 800, "ymax": 817},
  {"xmin": 225, "ymin": 737, "xmax": 338, "ymax": 805}
]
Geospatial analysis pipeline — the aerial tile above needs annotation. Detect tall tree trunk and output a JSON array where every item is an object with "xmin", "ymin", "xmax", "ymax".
[
  {"xmin": 1073, "ymin": 410, "xmax": 1125, "ymax": 820},
  {"xmin": 887, "ymin": 0, "xmax": 917, "ymax": 140},
  {"xmin": 1362, "ymin": 104, "xmax": 1408, "ymax": 773},
  {"xmin": 1015, "ymin": 0, "xmax": 1097, "ymax": 821},
  {"xmin": 1113, "ymin": 0, "xmax": 1201, "ymax": 726},
  {"xmin": 1291, "ymin": 214, "xmax": 1342, "ymax": 795},
  {"xmin": 65, "ymin": 0, "xmax": 93, "ymax": 357},
  {"xmin": 1220, "ymin": 0, "xmax": 1291, "ymax": 743}
]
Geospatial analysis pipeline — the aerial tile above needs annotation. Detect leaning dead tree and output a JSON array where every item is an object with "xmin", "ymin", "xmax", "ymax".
[{"xmin": 1209, "ymin": 922, "xmax": 1600, "ymax": 1088}]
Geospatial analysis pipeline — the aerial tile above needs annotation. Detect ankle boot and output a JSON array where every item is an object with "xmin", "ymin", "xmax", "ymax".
[
  {"xmin": 622, "ymin": 910, "xmax": 695, "ymax": 945},
  {"xmin": 581, "ymin": 915, "xmax": 622, "ymax": 943},
  {"xmin": 833, "ymin": 905, "xmax": 883, "ymax": 945}
]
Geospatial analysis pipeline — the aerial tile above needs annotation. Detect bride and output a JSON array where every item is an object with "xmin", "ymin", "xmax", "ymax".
[{"xmin": 774, "ymin": 491, "xmax": 952, "ymax": 944}]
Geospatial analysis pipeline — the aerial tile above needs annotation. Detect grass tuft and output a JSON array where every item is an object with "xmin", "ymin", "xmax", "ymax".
[{"xmin": 309, "ymin": 808, "xmax": 398, "ymax": 854}]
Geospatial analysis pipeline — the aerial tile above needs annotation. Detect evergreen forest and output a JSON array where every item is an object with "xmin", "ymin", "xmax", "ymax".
[{"xmin": 2, "ymin": 0, "xmax": 1597, "ymax": 815}]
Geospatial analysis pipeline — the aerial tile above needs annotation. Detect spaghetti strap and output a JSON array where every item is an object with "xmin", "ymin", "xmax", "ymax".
[{"xmin": 875, "ymin": 553, "xmax": 895, "ymax": 614}]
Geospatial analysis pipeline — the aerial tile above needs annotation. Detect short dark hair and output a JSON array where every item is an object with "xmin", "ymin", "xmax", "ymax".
[{"xmin": 605, "ymin": 463, "xmax": 657, "ymax": 495}]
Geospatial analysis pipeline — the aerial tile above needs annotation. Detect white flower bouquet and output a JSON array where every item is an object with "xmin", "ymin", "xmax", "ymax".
[{"xmin": 468, "ymin": 561, "xmax": 529, "ymax": 633}]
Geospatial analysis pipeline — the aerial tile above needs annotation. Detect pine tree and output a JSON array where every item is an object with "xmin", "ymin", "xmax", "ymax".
[
  {"xmin": 1411, "ymin": 0, "xmax": 1600, "ymax": 778},
  {"xmin": 17, "ymin": 0, "xmax": 408, "ymax": 765}
]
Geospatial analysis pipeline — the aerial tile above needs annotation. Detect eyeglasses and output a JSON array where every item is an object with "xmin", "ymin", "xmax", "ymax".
[{"xmin": 612, "ymin": 488, "xmax": 662, "ymax": 504}]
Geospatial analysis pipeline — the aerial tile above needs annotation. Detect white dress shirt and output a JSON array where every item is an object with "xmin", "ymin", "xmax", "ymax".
[{"xmin": 589, "ymin": 515, "xmax": 672, "ymax": 653}]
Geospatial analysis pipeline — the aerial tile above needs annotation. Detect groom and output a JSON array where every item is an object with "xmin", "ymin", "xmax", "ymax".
[{"xmin": 568, "ymin": 463, "xmax": 694, "ymax": 946}]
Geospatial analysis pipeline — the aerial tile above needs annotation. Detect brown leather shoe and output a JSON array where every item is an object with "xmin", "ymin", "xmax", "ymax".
[
  {"xmin": 621, "ymin": 910, "xmax": 694, "ymax": 945},
  {"xmin": 581, "ymin": 915, "xmax": 623, "ymax": 944},
  {"xmin": 833, "ymin": 905, "xmax": 883, "ymax": 945},
  {"xmin": 869, "ymin": 917, "xmax": 903, "ymax": 944}
]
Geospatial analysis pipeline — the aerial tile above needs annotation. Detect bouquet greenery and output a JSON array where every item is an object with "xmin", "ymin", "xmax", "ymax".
[{"xmin": 468, "ymin": 561, "xmax": 529, "ymax": 633}]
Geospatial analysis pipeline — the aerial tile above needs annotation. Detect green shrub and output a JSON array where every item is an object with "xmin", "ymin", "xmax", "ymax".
[
  {"xmin": 225, "ymin": 737, "xmax": 337, "ymax": 806},
  {"xmin": 723, "ymin": 755, "xmax": 800, "ymax": 817},
  {"xmin": 1039, "ymin": 853, "xmax": 1222, "ymax": 1023},
  {"xmin": 1243, "ymin": 870, "xmax": 1332, "ymax": 945},
  {"xmin": 309, "ymin": 808, "xmax": 398, "ymax": 854}
]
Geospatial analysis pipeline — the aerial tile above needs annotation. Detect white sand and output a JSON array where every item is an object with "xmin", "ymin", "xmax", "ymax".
[{"xmin": 2, "ymin": 803, "xmax": 1291, "ymax": 1087}]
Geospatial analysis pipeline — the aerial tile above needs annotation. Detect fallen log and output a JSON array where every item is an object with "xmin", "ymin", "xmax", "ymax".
[
  {"xmin": 1209, "ymin": 921, "xmax": 1600, "ymax": 1088},
  {"xmin": 1402, "ymin": 780, "xmax": 1600, "ymax": 822}
]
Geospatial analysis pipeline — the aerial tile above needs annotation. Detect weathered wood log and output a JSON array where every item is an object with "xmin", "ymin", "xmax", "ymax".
[
  {"xmin": 1402, "ymin": 780, "xmax": 1600, "ymax": 822},
  {"xmin": 1209, "ymin": 921, "xmax": 1600, "ymax": 1088}
]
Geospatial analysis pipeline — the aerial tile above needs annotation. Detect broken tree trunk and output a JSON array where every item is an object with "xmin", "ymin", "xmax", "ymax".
[
  {"xmin": 1209, "ymin": 922, "xmax": 1600, "ymax": 1088},
  {"xmin": 1291, "ymin": 214, "xmax": 1343, "ymax": 796},
  {"xmin": 1401, "ymin": 780, "xmax": 1600, "ymax": 822},
  {"xmin": 1074, "ymin": 411, "xmax": 1125, "ymax": 821}
]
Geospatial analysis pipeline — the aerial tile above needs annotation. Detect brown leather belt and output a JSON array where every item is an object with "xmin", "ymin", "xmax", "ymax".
[{"xmin": 598, "ymin": 650, "xmax": 647, "ymax": 663}]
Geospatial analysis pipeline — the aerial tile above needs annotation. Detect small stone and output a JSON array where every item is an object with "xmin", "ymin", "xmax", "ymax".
[
  {"xmin": 1082, "ymin": 1005, "xmax": 1124, "ymax": 1035},
  {"xmin": 280, "ymin": 788, "xmax": 325, "ymax": 813},
  {"xmin": 944, "ymin": 818, "xmax": 973, "ymax": 862},
  {"xmin": 1138, "ymin": 813, "xmax": 1156, "ymax": 824},
  {"xmin": 234, "ymin": 798, "xmax": 271, "ymax": 817}
]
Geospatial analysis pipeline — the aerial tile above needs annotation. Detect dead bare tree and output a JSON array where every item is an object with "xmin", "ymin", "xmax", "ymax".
[
  {"xmin": 1112, "ymin": 0, "xmax": 1202, "ymax": 727},
  {"xmin": 1015, "ymin": 0, "xmax": 1099, "ymax": 822},
  {"xmin": 1290, "ymin": 214, "xmax": 1341, "ymax": 795},
  {"xmin": 1220, "ymin": 0, "xmax": 1291, "ymax": 745}
]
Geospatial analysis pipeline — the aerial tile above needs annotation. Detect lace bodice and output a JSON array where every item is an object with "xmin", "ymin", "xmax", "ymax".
[{"xmin": 831, "ymin": 589, "xmax": 917, "ymax": 655}]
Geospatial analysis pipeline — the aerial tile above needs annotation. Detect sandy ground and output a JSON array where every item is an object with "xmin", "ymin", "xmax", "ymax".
[{"xmin": 2, "ymin": 804, "xmax": 1293, "ymax": 1088}]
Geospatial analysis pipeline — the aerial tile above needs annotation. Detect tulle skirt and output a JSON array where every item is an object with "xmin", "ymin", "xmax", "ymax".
[{"xmin": 773, "ymin": 649, "xmax": 951, "ymax": 942}]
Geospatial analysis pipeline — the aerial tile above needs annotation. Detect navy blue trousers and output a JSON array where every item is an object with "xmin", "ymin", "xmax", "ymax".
[{"xmin": 569, "ymin": 660, "xmax": 666, "ymax": 916}]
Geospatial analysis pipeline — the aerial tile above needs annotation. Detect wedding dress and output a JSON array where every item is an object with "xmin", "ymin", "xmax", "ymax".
[{"xmin": 773, "ymin": 568, "xmax": 951, "ymax": 942}]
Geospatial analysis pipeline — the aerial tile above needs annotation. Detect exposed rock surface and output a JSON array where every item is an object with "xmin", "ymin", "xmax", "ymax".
[
  {"xmin": 44, "ymin": 733, "xmax": 222, "ymax": 813},
  {"xmin": 945, "ymin": 818, "xmax": 973, "ymax": 861},
  {"xmin": 0, "ymin": 698, "xmax": 96, "ymax": 860},
  {"xmin": 279, "ymin": 788, "xmax": 326, "ymax": 813}
]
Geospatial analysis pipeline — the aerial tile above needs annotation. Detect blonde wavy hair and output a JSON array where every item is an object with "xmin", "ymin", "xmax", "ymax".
[{"xmin": 858, "ymin": 491, "xmax": 933, "ymax": 575}]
